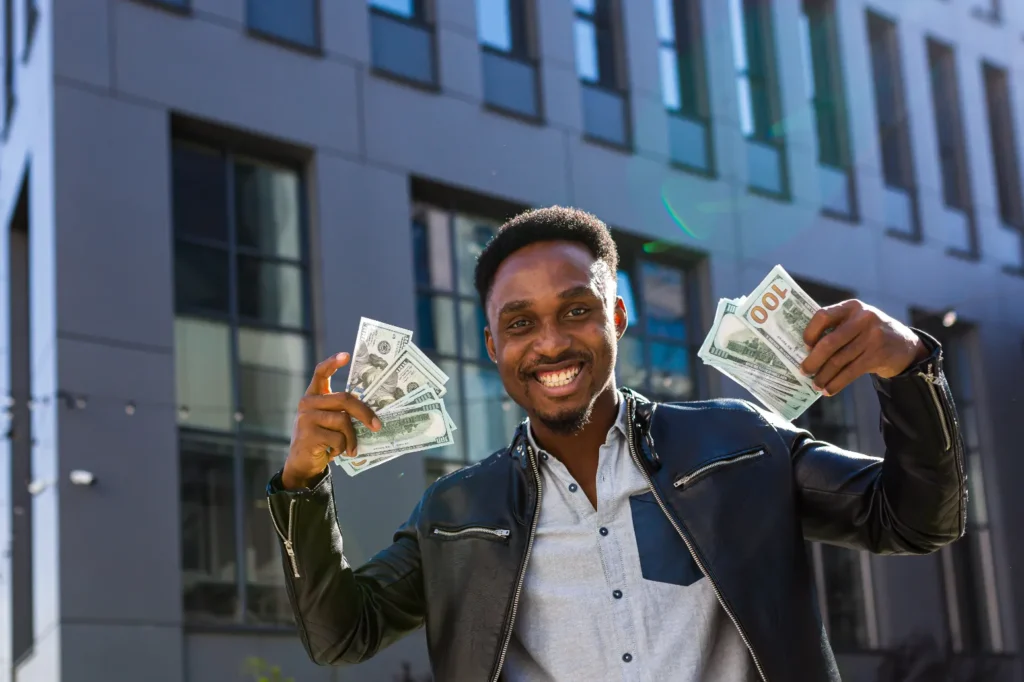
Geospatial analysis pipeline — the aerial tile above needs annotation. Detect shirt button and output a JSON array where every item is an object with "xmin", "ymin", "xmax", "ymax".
[
  {"xmin": 568, "ymin": 483, "xmax": 578, "ymax": 493},
  {"xmin": 613, "ymin": 589, "xmax": 622, "ymax": 599},
  {"xmin": 599, "ymin": 527, "xmax": 609, "ymax": 536},
  {"xmin": 622, "ymin": 653, "xmax": 633, "ymax": 663}
]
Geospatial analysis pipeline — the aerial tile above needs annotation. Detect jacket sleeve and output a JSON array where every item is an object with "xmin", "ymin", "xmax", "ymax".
[
  {"xmin": 758, "ymin": 331, "xmax": 967, "ymax": 555},
  {"xmin": 266, "ymin": 466, "xmax": 427, "ymax": 665}
]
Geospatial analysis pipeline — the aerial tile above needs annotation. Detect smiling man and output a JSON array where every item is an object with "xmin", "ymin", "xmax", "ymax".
[{"xmin": 267, "ymin": 207, "xmax": 967, "ymax": 682}]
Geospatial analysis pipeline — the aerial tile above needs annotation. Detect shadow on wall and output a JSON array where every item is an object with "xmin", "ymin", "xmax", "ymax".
[{"xmin": 874, "ymin": 634, "xmax": 999, "ymax": 681}]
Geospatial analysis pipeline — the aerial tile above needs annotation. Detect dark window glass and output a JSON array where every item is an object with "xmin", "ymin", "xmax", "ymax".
[
  {"xmin": 369, "ymin": 0, "xmax": 437, "ymax": 86},
  {"xmin": 982, "ymin": 64, "xmax": 1023, "ymax": 228},
  {"xmin": 172, "ymin": 138, "xmax": 310, "ymax": 626},
  {"xmin": 867, "ymin": 13, "xmax": 912, "ymax": 190},
  {"xmin": 928, "ymin": 40, "xmax": 970, "ymax": 211},
  {"xmin": 246, "ymin": 0, "xmax": 319, "ymax": 48}
]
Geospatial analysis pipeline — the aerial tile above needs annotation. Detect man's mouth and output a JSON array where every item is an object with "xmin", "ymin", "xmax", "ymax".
[{"xmin": 533, "ymin": 362, "xmax": 585, "ymax": 390}]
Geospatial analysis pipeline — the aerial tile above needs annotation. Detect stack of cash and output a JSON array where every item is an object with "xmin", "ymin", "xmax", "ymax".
[
  {"xmin": 337, "ymin": 318, "xmax": 456, "ymax": 477},
  {"xmin": 698, "ymin": 265, "xmax": 824, "ymax": 421}
]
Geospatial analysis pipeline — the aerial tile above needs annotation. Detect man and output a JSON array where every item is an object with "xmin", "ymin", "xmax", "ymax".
[{"xmin": 267, "ymin": 207, "xmax": 966, "ymax": 681}]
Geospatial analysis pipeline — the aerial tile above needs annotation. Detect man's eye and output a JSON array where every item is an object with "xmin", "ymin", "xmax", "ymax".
[
  {"xmin": 508, "ymin": 319, "xmax": 530, "ymax": 330},
  {"xmin": 567, "ymin": 307, "xmax": 589, "ymax": 317}
]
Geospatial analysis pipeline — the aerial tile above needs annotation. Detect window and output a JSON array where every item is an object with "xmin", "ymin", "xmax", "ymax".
[
  {"xmin": 928, "ymin": 39, "xmax": 976, "ymax": 256},
  {"xmin": 478, "ymin": 0, "xmax": 540, "ymax": 119},
  {"xmin": 972, "ymin": 0, "xmax": 1001, "ymax": 23},
  {"xmin": 574, "ymin": 0, "xmax": 630, "ymax": 148},
  {"xmin": 867, "ymin": 12, "xmax": 919, "ymax": 240},
  {"xmin": 799, "ymin": 0, "xmax": 856, "ymax": 219},
  {"xmin": 613, "ymin": 236, "xmax": 702, "ymax": 402},
  {"xmin": 795, "ymin": 281, "xmax": 878, "ymax": 652},
  {"xmin": 246, "ymin": 0, "xmax": 319, "ymax": 49},
  {"xmin": 654, "ymin": 0, "xmax": 713, "ymax": 174},
  {"xmin": 172, "ymin": 139, "xmax": 312, "ymax": 625},
  {"xmin": 24, "ymin": 0, "xmax": 38, "ymax": 58},
  {"xmin": 913, "ymin": 315, "xmax": 1004, "ymax": 654},
  {"xmin": 982, "ymin": 64, "xmax": 1024, "ymax": 271},
  {"xmin": 729, "ymin": 0, "xmax": 788, "ymax": 197},
  {"xmin": 411, "ymin": 203, "xmax": 527, "ymax": 483},
  {"xmin": 369, "ymin": 0, "xmax": 437, "ymax": 88},
  {"xmin": 4, "ymin": 0, "xmax": 14, "ymax": 129}
]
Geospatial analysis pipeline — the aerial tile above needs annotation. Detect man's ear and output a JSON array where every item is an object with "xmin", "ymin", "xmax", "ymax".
[
  {"xmin": 613, "ymin": 297, "xmax": 628, "ymax": 340},
  {"xmin": 485, "ymin": 326, "xmax": 497, "ymax": 363}
]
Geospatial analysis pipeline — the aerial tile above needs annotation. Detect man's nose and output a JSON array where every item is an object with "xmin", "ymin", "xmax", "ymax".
[{"xmin": 533, "ymin": 321, "xmax": 572, "ymax": 359}]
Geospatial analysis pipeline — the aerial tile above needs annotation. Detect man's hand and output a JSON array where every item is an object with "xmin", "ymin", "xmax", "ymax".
[
  {"xmin": 281, "ymin": 352, "xmax": 382, "ymax": 490},
  {"xmin": 799, "ymin": 300, "xmax": 928, "ymax": 397}
]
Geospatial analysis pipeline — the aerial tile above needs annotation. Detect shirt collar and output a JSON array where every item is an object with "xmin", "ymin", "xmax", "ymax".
[{"xmin": 525, "ymin": 395, "xmax": 629, "ymax": 455}]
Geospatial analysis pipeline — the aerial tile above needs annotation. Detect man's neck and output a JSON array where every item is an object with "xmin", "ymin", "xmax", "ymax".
[{"xmin": 527, "ymin": 385, "xmax": 621, "ymax": 465}]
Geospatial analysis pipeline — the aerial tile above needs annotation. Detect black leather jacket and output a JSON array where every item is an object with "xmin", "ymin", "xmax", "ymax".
[{"xmin": 267, "ymin": 338, "xmax": 966, "ymax": 682}]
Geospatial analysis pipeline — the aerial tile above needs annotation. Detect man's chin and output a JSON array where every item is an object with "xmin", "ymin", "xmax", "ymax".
[{"xmin": 533, "ymin": 406, "xmax": 593, "ymax": 435}]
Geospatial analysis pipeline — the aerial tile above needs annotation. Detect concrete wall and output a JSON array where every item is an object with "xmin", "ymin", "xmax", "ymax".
[{"xmin": 0, "ymin": 0, "xmax": 1017, "ymax": 679}]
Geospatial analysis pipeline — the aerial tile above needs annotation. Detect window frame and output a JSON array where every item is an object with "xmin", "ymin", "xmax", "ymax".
[
  {"xmin": 478, "ymin": 0, "xmax": 544, "ymax": 123},
  {"xmin": 4, "ymin": 0, "xmax": 15, "ymax": 133},
  {"xmin": 368, "ymin": 0, "xmax": 441, "ymax": 91},
  {"xmin": 172, "ymin": 136, "xmax": 315, "ymax": 628},
  {"xmin": 981, "ymin": 62, "xmax": 1024, "ymax": 231},
  {"xmin": 574, "ymin": 0, "xmax": 632, "ymax": 150}
]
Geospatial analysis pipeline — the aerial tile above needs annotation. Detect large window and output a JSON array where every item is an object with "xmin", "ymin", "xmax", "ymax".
[
  {"xmin": 867, "ymin": 12, "xmax": 919, "ymax": 240},
  {"xmin": 914, "ymin": 315, "xmax": 1004, "ymax": 655},
  {"xmin": 927, "ymin": 39, "xmax": 976, "ymax": 256},
  {"xmin": 982, "ymin": 63, "xmax": 1024, "ymax": 272},
  {"xmin": 655, "ymin": 0, "xmax": 713, "ymax": 174},
  {"xmin": 799, "ymin": 0, "xmax": 855, "ymax": 219},
  {"xmin": 369, "ymin": 0, "xmax": 438, "ymax": 88},
  {"xmin": 613, "ymin": 237, "xmax": 702, "ymax": 402},
  {"xmin": 478, "ymin": 0, "xmax": 540, "ymax": 119},
  {"xmin": 412, "ymin": 203, "xmax": 526, "ymax": 483},
  {"xmin": 246, "ymin": 0, "xmax": 319, "ymax": 49},
  {"xmin": 729, "ymin": 0, "xmax": 788, "ymax": 197},
  {"xmin": 574, "ymin": 0, "xmax": 630, "ymax": 148},
  {"xmin": 172, "ymin": 139, "xmax": 312, "ymax": 626},
  {"xmin": 795, "ymin": 281, "xmax": 878, "ymax": 652}
]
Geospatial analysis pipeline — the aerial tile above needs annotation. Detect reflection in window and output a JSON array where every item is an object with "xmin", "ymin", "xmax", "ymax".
[
  {"xmin": 614, "ymin": 240, "xmax": 700, "ymax": 402},
  {"xmin": 412, "ymin": 203, "xmax": 527, "ymax": 481},
  {"xmin": 478, "ymin": 0, "xmax": 539, "ymax": 118},
  {"xmin": 574, "ymin": 0, "xmax": 630, "ymax": 146},
  {"xmin": 246, "ymin": 0, "xmax": 318, "ymax": 48},
  {"xmin": 172, "ymin": 138, "xmax": 311, "ymax": 625},
  {"xmin": 369, "ymin": 0, "xmax": 437, "ymax": 86}
]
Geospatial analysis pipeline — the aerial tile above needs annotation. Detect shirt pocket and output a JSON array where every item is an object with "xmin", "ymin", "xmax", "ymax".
[{"xmin": 628, "ymin": 492, "xmax": 703, "ymax": 587}]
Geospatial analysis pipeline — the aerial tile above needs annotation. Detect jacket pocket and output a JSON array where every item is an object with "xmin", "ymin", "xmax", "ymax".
[
  {"xmin": 429, "ymin": 524, "xmax": 511, "ymax": 543},
  {"xmin": 672, "ymin": 445, "xmax": 767, "ymax": 490}
]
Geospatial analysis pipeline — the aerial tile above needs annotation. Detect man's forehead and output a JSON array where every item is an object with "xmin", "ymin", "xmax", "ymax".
[{"xmin": 488, "ymin": 242, "xmax": 612, "ymax": 315}]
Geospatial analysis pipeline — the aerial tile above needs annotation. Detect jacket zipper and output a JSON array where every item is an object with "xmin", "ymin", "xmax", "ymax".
[
  {"xmin": 917, "ymin": 360, "xmax": 967, "ymax": 534},
  {"xmin": 432, "ymin": 526, "xmax": 511, "ymax": 540},
  {"xmin": 917, "ymin": 362, "xmax": 951, "ymax": 452},
  {"xmin": 268, "ymin": 497, "xmax": 300, "ymax": 579},
  {"xmin": 625, "ymin": 398, "xmax": 769, "ymax": 682},
  {"xmin": 673, "ymin": 448, "xmax": 766, "ymax": 489},
  {"xmin": 491, "ymin": 444, "xmax": 542, "ymax": 682}
]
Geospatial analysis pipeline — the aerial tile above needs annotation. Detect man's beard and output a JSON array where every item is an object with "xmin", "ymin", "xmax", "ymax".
[{"xmin": 534, "ymin": 402, "xmax": 595, "ymax": 435}]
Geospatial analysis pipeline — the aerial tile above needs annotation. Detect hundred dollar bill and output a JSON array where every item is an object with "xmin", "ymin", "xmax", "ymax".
[
  {"xmin": 405, "ymin": 344, "xmax": 449, "ymax": 386},
  {"xmin": 344, "ymin": 399, "xmax": 454, "ymax": 460},
  {"xmin": 714, "ymin": 363, "xmax": 819, "ymax": 420},
  {"xmin": 380, "ymin": 385, "xmax": 456, "ymax": 431},
  {"xmin": 345, "ymin": 318, "xmax": 414, "ymax": 396},
  {"xmin": 736, "ymin": 266, "xmax": 821, "ymax": 377},
  {"xmin": 698, "ymin": 298, "xmax": 817, "ymax": 394},
  {"xmin": 362, "ymin": 350, "xmax": 448, "ymax": 413}
]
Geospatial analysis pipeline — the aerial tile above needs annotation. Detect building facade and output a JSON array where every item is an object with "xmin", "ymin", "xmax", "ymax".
[{"xmin": 0, "ymin": 0, "xmax": 1022, "ymax": 680}]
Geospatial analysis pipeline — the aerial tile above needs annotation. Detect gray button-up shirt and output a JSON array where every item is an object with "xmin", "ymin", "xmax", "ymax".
[{"xmin": 503, "ymin": 399, "xmax": 758, "ymax": 682}]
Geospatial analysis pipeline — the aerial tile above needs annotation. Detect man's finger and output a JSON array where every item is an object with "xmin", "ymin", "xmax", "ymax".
[
  {"xmin": 305, "ymin": 352, "xmax": 350, "ymax": 397},
  {"xmin": 811, "ymin": 337, "xmax": 868, "ymax": 392},
  {"xmin": 803, "ymin": 301, "xmax": 856, "ymax": 347},
  {"xmin": 822, "ymin": 355, "xmax": 872, "ymax": 397},
  {"xmin": 310, "ymin": 425, "xmax": 346, "ymax": 459},
  {"xmin": 305, "ymin": 391, "xmax": 382, "ymax": 432},
  {"xmin": 308, "ymin": 409, "xmax": 361, "ymax": 457},
  {"xmin": 800, "ymin": 315, "xmax": 859, "ymax": 377}
]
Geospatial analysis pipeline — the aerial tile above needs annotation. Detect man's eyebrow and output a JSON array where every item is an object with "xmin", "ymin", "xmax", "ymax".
[
  {"xmin": 558, "ymin": 285, "xmax": 598, "ymax": 300},
  {"xmin": 497, "ymin": 299, "xmax": 532, "ymax": 317}
]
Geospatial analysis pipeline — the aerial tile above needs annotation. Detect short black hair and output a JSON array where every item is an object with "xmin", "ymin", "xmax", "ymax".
[{"xmin": 474, "ymin": 206, "xmax": 619, "ymax": 310}]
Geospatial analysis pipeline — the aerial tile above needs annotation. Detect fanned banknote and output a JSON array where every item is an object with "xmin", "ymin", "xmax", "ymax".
[
  {"xmin": 699, "ymin": 266, "xmax": 823, "ymax": 421},
  {"xmin": 339, "ymin": 318, "xmax": 457, "ymax": 476}
]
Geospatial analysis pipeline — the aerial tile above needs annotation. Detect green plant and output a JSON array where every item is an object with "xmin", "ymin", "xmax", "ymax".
[{"xmin": 242, "ymin": 657, "xmax": 295, "ymax": 682}]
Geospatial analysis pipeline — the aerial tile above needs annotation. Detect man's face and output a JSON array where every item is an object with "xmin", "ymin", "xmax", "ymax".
[{"xmin": 484, "ymin": 241, "xmax": 627, "ymax": 435}]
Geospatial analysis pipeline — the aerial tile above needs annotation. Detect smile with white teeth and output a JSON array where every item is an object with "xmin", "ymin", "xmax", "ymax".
[{"xmin": 535, "ymin": 364, "xmax": 583, "ymax": 388}]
